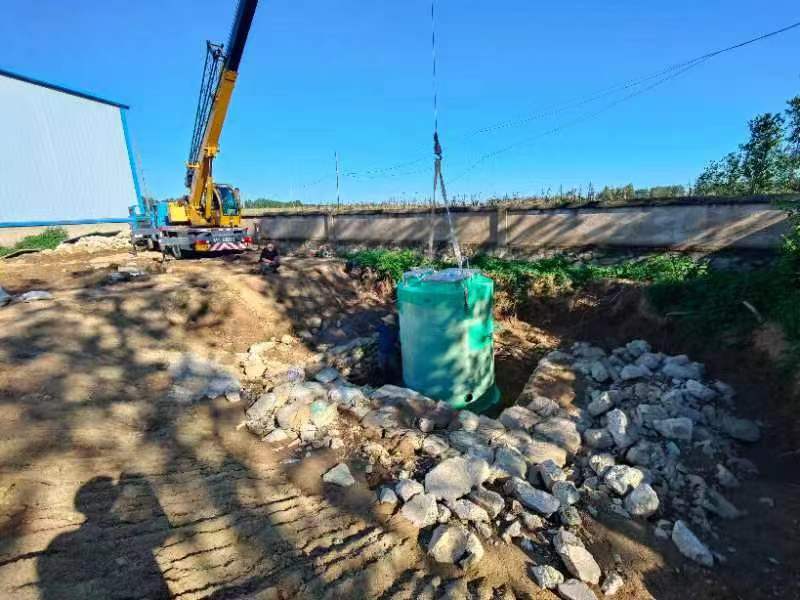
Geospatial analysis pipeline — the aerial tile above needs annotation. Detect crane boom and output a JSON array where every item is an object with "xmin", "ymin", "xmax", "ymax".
[{"xmin": 184, "ymin": 0, "xmax": 259, "ymax": 227}]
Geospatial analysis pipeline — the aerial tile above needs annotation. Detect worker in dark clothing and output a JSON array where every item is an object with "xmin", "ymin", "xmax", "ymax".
[
  {"xmin": 259, "ymin": 242, "xmax": 280, "ymax": 274},
  {"xmin": 376, "ymin": 313, "xmax": 402, "ymax": 384}
]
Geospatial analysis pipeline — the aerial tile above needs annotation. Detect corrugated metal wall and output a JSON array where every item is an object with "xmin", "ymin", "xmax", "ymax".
[{"xmin": 0, "ymin": 74, "xmax": 138, "ymax": 223}]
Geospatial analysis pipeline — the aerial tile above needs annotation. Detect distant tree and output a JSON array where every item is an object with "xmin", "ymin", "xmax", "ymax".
[
  {"xmin": 784, "ymin": 96, "xmax": 800, "ymax": 191},
  {"xmin": 740, "ymin": 112, "xmax": 785, "ymax": 193}
]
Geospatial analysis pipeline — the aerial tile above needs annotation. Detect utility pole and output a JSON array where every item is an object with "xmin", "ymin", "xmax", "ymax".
[{"xmin": 335, "ymin": 151, "xmax": 341, "ymax": 209}]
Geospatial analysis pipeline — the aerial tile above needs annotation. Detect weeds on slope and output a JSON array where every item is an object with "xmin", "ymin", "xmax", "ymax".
[
  {"xmin": 346, "ymin": 247, "xmax": 800, "ymax": 365},
  {"xmin": 0, "ymin": 227, "xmax": 68, "ymax": 257}
]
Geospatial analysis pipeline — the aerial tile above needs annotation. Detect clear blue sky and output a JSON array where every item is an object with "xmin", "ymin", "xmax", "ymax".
[{"xmin": 2, "ymin": 1, "xmax": 799, "ymax": 204}]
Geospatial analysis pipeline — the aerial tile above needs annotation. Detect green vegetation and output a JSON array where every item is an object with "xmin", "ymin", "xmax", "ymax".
[
  {"xmin": 346, "ymin": 248, "xmax": 433, "ymax": 281},
  {"xmin": 346, "ymin": 246, "xmax": 800, "ymax": 363},
  {"xmin": 243, "ymin": 198, "xmax": 303, "ymax": 209},
  {"xmin": 0, "ymin": 227, "xmax": 68, "ymax": 257},
  {"xmin": 696, "ymin": 94, "xmax": 800, "ymax": 195}
]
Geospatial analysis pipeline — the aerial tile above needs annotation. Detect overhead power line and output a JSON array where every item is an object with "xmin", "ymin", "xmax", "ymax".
[
  {"xmin": 467, "ymin": 19, "xmax": 800, "ymax": 137},
  {"xmin": 290, "ymin": 19, "xmax": 800, "ymax": 193}
]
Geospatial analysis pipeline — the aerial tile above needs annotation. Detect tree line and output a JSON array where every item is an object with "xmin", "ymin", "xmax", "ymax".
[{"xmin": 695, "ymin": 94, "xmax": 800, "ymax": 195}]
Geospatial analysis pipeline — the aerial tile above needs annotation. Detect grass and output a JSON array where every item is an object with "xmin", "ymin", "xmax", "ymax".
[
  {"xmin": 345, "ymin": 247, "xmax": 800, "ymax": 364},
  {"xmin": 0, "ymin": 227, "xmax": 68, "ymax": 257}
]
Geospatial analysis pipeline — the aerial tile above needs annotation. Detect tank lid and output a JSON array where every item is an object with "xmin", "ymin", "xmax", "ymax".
[{"xmin": 402, "ymin": 267, "xmax": 478, "ymax": 283}]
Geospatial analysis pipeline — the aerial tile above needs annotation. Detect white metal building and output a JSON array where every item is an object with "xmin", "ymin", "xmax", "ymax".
[{"xmin": 0, "ymin": 68, "xmax": 141, "ymax": 226}]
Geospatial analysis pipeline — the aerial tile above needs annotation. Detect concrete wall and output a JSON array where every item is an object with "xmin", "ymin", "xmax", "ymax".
[
  {"xmin": 0, "ymin": 222, "xmax": 128, "ymax": 247},
  {"xmin": 245, "ymin": 202, "xmax": 790, "ymax": 251}
]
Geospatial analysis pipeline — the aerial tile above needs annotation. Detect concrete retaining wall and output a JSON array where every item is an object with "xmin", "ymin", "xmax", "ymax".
[
  {"xmin": 244, "ymin": 202, "xmax": 790, "ymax": 251},
  {"xmin": 0, "ymin": 222, "xmax": 128, "ymax": 247}
]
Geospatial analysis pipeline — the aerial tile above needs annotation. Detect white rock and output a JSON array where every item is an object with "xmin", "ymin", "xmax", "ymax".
[
  {"xmin": 558, "ymin": 579, "xmax": 598, "ymax": 600},
  {"xmin": 590, "ymin": 361, "xmax": 610, "ymax": 383},
  {"xmin": 606, "ymin": 409, "xmax": 634, "ymax": 448},
  {"xmin": 264, "ymin": 428, "xmax": 290, "ymax": 443},
  {"xmin": 400, "ymin": 493, "xmax": 439, "ymax": 528},
  {"xmin": 560, "ymin": 506, "xmax": 582, "ymax": 527},
  {"xmin": 428, "ymin": 524, "xmax": 469, "ymax": 563},
  {"xmin": 672, "ymin": 520, "xmax": 714, "ymax": 567},
  {"xmin": 537, "ymin": 459, "xmax": 566, "ymax": 490},
  {"xmin": 451, "ymin": 499, "xmax": 490, "ymax": 523},
  {"xmin": 531, "ymin": 564, "xmax": 565, "ymax": 589},
  {"xmin": 458, "ymin": 410, "xmax": 480, "ymax": 432},
  {"xmin": 17, "ymin": 290, "xmax": 53, "ymax": 303},
  {"xmin": 425, "ymin": 457, "xmax": 481, "ymax": 502},
  {"xmin": 322, "ymin": 463, "xmax": 355, "ymax": 487},
  {"xmin": 276, "ymin": 401, "xmax": 312, "ymax": 431},
  {"xmin": 652, "ymin": 417, "xmax": 693, "ymax": 442},
  {"xmin": 418, "ymin": 417, "xmax": 435, "ymax": 433},
  {"xmin": 309, "ymin": 400, "xmax": 337, "ymax": 428},
  {"xmin": 378, "ymin": 486, "xmax": 398, "ymax": 505},
  {"xmin": 662, "ymin": 357, "xmax": 702, "ymax": 380},
  {"xmin": 534, "ymin": 417, "xmax": 582, "ymax": 454},
  {"xmin": 625, "ymin": 339, "xmax": 651, "ymax": 357},
  {"xmin": 507, "ymin": 478, "xmax": 561, "ymax": 516},
  {"xmin": 314, "ymin": 367, "xmax": 340, "ymax": 384},
  {"xmin": 524, "ymin": 439, "xmax": 568, "ymax": 467},
  {"xmin": 493, "ymin": 446, "xmax": 528, "ymax": 480},
  {"xmin": 422, "ymin": 435, "xmax": 449, "ymax": 457},
  {"xmin": 528, "ymin": 395, "xmax": 561, "ymax": 417},
  {"xmin": 552, "ymin": 480, "xmax": 581, "ymax": 507},
  {"xmin": 685, "ymin": 379, "xmax": 715, "ymax": 401},
  {"xmin": 460, "ymin": 531, "xmax": 485, "ymax": 570},
  {"xmin": 715, "ymin": 464, "xmax": 740, "ymax": 488},
  {"xmin": 589, "ymin": 453, "xmax": 616, "ymax": 477},
  {"xmin": 553, "ymin": 529, "xmax": 601, "ymax": 584},
  {"xmin": 499, "ymin": 405, "xmax": 540, "ymax": 430},
  {"xmin": 604, "ymin": 465, "xmax": 645, "ymax": 496},
  {"xmin": 469, "ymin": 486, "xmax": 505, "ymax": 518},
  {"xmin": 601, "ymin": 573, "xmax": 624, "ymax": 596},
  {"xmin": 587, "ymin": 391, "xmax": 616, "ymax": 417},
  {"xmin": 583, "ymin": 428, "xmax": 614, "ymax": 450},
  {"xmin": 624, "ymin": 484, "xmax": 660, "ymax": 517},
  {"xmin": 395, "ymin": 479, "xmax": 424, "ymax": 501},
  {"xmin": 636, "ymin": 352, "xmax": 662, "ymax": 370},
  {"xmin": 620, "ymin": 364, "xmax": 651, "ymax": 380}
]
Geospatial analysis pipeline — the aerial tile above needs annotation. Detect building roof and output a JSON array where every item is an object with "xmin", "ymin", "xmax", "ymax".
[{"xmin": 0, "ymin": 66, "xmax": 130, "ymax": 110}]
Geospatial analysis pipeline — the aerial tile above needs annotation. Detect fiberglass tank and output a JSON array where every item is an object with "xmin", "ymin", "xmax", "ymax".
[{"xmin": 397, "ymin": 268, "xmax": 499, "ymax": 413}]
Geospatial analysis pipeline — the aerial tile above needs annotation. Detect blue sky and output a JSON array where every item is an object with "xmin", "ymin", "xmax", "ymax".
[{"xmin": 3, "ymin": 1, "xmax": 799, "ymax": 204}]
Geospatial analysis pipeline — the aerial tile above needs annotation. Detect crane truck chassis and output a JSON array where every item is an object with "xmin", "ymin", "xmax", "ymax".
[{"xmin": 129, "ymin": 0, "xmax": 258, "ymax": 257}]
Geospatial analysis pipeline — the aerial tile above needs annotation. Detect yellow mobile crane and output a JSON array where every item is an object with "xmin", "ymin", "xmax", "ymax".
[{"xmin": 131, "ymin": 0, "xmax": 258, "ymax": 256}]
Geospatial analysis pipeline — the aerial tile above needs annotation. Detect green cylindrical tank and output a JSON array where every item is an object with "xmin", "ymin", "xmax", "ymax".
[{"xmin": 397, "ymin": 268, "xmax": 499, "ymax": 413}]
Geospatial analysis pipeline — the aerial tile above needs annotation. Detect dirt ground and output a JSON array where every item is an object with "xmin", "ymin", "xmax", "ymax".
[{"xmin": 0, "ymin": 248, "xmax": 798, "ymax": 599}]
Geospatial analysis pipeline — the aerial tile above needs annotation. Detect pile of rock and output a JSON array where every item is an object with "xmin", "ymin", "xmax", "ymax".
[
  {"xmin": 168, "ymin": 353, "xmax": 242, "ymax": 404},
  {"xmin": 238, "ymin": 335, "xmax": 378, "ymax": 386},
  {"xmin": 241, "ymin": 339, "xmax": 762, "ymax": 598},
  {"xmin": 47, "ymin": 231, "xmax": 132, "ymax": 254}
]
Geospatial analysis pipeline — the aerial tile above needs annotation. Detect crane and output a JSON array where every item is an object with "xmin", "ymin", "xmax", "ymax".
[{"xmin": 131, "ymin": 0, "xmax": 259, "ymax": 256}]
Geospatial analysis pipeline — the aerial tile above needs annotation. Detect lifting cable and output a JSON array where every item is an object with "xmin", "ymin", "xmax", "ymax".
[{"xmin": 427, "ymin": 0, "xmax": 464, "ymax": 269}]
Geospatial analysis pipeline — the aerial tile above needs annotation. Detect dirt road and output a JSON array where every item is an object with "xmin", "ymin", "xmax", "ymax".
[{"xmin": 1, "ymin": 248, "xmax": 798, "ymax": 599}]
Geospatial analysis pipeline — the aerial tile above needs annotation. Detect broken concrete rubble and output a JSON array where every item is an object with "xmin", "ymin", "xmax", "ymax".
[
  {"xmin": 322, "ymin": 463, "xmax": 355, "ymax": 487},
  {"xmin": 235, "ymin": 335, "xmax": 762, "ymax": 581}
]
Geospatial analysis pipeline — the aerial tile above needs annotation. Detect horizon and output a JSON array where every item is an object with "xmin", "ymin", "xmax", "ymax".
[{"xmin": 2, "ymin": 1, "xmax": 799, "ymax": 204}]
